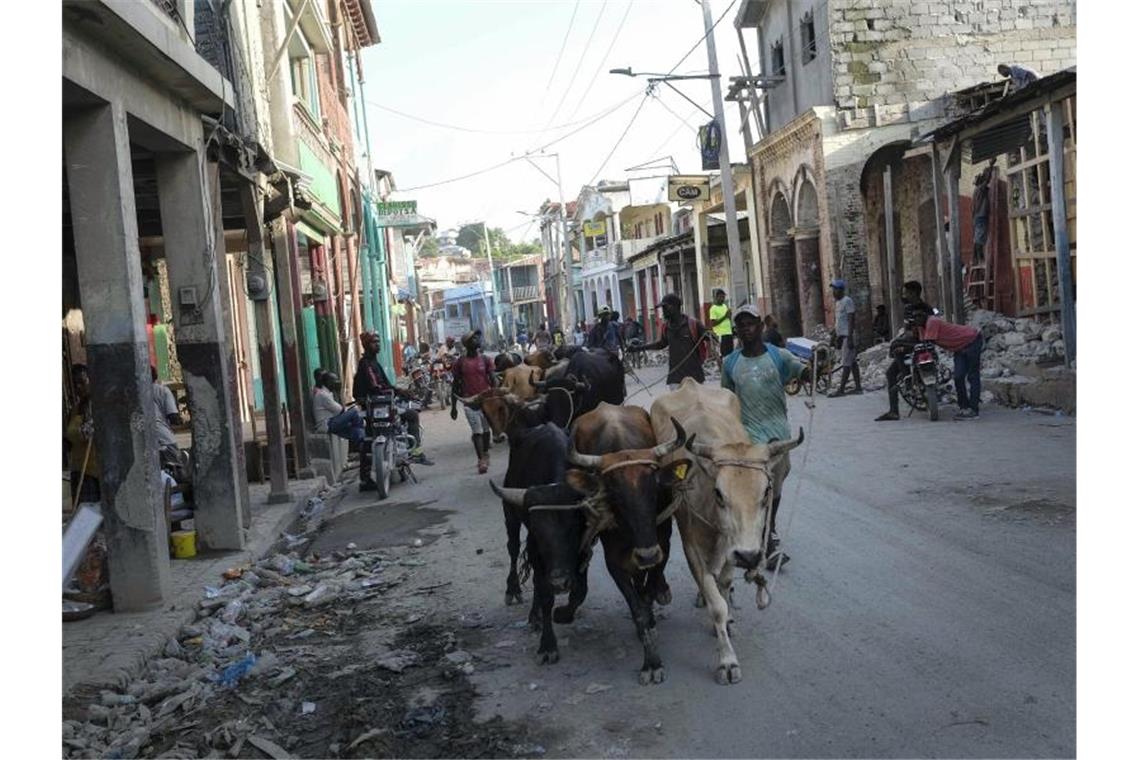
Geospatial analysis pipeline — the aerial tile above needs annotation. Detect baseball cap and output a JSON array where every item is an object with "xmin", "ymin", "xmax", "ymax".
[
  {"xmin": 830, "ymin": 279, "xmax": 846, "ymax": 290},
  {"xmin": 733, "ymin": 304, "xmax": 762, "ymax": 321},
  {"xmin": 655, "ymin": 293, "xmax": 682, "ymax": 308}
]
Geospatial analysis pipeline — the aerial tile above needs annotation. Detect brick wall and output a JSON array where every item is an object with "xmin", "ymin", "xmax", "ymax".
[
  {"xmin": 828, "ymin": 0, "xmax": 1076, "ymax": 128},
  {"xmin": 824, "ymin": 160, "xmax": 873, "ymax": 341}
]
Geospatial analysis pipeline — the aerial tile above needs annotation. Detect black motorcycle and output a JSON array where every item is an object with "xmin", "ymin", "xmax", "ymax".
[
  {"xmin": 363, "ymin": 391, "xmax": 421, "ymax": 499},
  {"xmin": 897, "ymin": 340, "xmax": 953, "ymax": 421}
]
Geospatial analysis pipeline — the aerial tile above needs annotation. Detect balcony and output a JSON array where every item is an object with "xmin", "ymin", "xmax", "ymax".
[{"xmin": 617, "ymin": 235, "xmax": 665, "ymax": 262}]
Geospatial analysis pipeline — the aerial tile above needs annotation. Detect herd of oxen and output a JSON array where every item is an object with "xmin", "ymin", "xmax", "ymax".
[{"xmin": 457, "ymin": 345, "xmax": 804, "ymax": 686}]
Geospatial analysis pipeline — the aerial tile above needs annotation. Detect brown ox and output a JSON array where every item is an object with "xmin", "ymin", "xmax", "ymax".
[
  {"xmin": 565, "ymin": 403, "xmax": 691, "ymax": 685},
  {"xmin": 499, "ymin": 364, "xmax": 544, "ymax": 401},
  {"xmin": 649, "ymin": 377, "xmax": 803, "ymax": 685},
  {"xmin": 524, "ymin": 350, "xmax": 556, "ymax": 369}
]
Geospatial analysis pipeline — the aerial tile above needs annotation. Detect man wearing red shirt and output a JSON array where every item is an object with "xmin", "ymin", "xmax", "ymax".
[
  {"xmin": 450, "ymin": 330, "xmax": 497, "ymax": 473},
  {"xmin": 917, "ymin": 312, "xmax": 984, "ymax": 420}
]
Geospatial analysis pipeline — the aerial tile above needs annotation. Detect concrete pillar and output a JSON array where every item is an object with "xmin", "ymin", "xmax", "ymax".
[
  {"xmin": 270, "ymin": 217, "xmax": 315, "ymax": 476},
  {"xmin": 743, "ymin": 174, "xmax": 765, "ymax": 308},
  {"xmin": 693, "ymin": 212, "xmax": 709, "ymax": 319},
  {"xmin": 793, "ymin": 228, "xmax": 825, "ymax": 332},
  {"xmin": 64, "ymin": 102, "xmax": 170, "ymax": 611},
  {"xmin": 154, "ymin": 150, "xmax": 246, "ymax": 550},
  {"xmin": 632, "ymin": 270, "xmax": 643, "ymax": 325},
  {"xmin": 241, "ymin": 187, "xmax": 290, "ymax": 503},
  {"xmin": 883, "ymin": 166, "xmax": 902, "ymax": 334},
  {"xmin": 1045, "ymin": 100, "xmax": 1076, "ymax": 365}
]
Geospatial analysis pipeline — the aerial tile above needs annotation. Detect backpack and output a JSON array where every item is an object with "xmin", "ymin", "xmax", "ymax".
[
  {"xmin": 723, "ymin": 344, "xmax": 789, "ymax": 386},
  {"xmin": 657, "ymin": 317, "xmax": 710, "ymax": 363}
]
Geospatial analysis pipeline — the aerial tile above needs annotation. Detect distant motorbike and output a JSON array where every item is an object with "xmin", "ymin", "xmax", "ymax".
[
  {"xmin": 430, "ymin": 356, "xmax": 453, "ymax": 411},
  {"xmin": 406, "ymin": 359, "xmax": 434, "ymax": 407},
  {"xmin": 363, "ymin": 391, "xmax": 421, "ymax": 499}
]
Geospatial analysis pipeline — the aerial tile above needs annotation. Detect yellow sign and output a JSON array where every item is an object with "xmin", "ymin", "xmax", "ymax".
[{"xmin": 583, "ymin": 220, "xmax": 607, "ymax": 238}]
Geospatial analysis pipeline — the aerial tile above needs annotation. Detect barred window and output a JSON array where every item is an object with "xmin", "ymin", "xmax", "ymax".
[
  {"xmin": 801, "ymin": 11, "xmax": 817, "ymax": 65},
  {"xmin": 772, "ymin": 39, "xmax": 786, "ymax": 77}
]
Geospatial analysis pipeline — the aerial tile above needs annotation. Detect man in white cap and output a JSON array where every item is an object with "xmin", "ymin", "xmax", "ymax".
[
  {"xmin": 721, "ymin": 304, "xmax": 813, "ymax": 569},
  {"xmin": 828, "ymin": 279, "xmax": 862, "ymax": 397}
]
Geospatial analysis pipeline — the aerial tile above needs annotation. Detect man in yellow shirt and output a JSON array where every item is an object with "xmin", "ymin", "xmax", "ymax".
[{"xmin": 708, "ymin": 288, "xmax": 734, "ymax": 359}]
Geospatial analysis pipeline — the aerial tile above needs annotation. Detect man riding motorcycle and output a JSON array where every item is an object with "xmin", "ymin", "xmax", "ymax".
[{"xmin": 353, "ymin": 332, "xmax": 433, "ymax": 491}]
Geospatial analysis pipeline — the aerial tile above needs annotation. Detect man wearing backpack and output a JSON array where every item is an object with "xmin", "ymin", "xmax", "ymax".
[
  {"xmin": 450, "ymin": 330, "xmax": 497, "ymax": 473},
  {"xmin": 721, "ymin": 304, "xmax": 813, "ymax": 569},
  {"xmin": 627, "ymin": 293, "xmax": 707, "ymax": 389}
]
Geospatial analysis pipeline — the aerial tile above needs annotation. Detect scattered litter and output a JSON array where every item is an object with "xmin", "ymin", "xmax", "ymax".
[
  {"xmin": 286, "ymin": 585, "xmax": 313, "ymax": 598},
  {"xmin": 301, "ymin": 701, "xmax": 316, "ymax": 715},
  {"xmin": 302, "ymin": 583, "xmax": 340, "ymax": 608},
  {"xmin": 216, "ymin": 653, "xmax": 257, "ymax": 689},
  {"xmin": 528, "ymin": 682, "xmax": 539, "ymax": 691},
  {"xmin": 222, "ymin": 567, "xmax": 244, "ymax": 581},
  {"xmin": 346, "ymin": 542, "xmax": 358, "ymax": 550},
  {"xmin": 246, "ymin": 734, "xmax": 293, "ymax": 759},
  {"xmin": 537, "ymin": 701, "xmax": 553, "ymax": 712},
  {"xmin": 376, "ymin": 649, "xmax": 419, "ymax": 673},
  {"xmin": 461, "ymin": 662, "xmax": 475, "ymax": 675},
  {"xmin": 405, "ymin": 613, "xmax": 423, "ymax": 624},
  {"xmin": 270, "ymin": 667, "xmax": 297, "ymax": 688},
  {"xmin": 495, "ymin": 639, "xmax": 515, "ymax": 648},
  {"xmin": 585, "ymin": 682, "xmax": 613, "ymax": 694},
  {"xmin": 402, "ymin": 704, "xmax": 446, "ymax": 730},
  {"xmin": 408, "ymin": 581, "xmax": 451, "ymax": 595},
  {"xmin": 348, "ymin": 728, "xmax": 384, "ymax": 751},
  {"xmin": 443, "ymin": 650, "xmax": 471, "ymax": 665}
]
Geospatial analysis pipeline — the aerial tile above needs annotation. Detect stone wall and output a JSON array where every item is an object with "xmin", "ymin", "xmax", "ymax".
[{"xmin": 828, "ymin": 0, "xmax": 1077, "ymax": 129}]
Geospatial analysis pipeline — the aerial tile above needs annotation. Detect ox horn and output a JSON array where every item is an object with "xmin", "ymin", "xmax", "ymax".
[
  {"xmin": 528, "ymin": 502, "xmax": 586, "ymax": 512},
  {"xmin": 684, "ymin": 435, "xmax": 716, "ymax": 459},
  {"xmin": 489, "ymin": 480, "xmax": 527, "ymax": 507},
  {"xmin": 764, "ymin": 427, "xmax": 805, "ymax": 458},
  {"xmin": 567, "ymin": 446, "xmax": 604, "ymax": 469},
  {"xmin": 651, "ymin": 417, "xmax": 687, "ymax": 458}
]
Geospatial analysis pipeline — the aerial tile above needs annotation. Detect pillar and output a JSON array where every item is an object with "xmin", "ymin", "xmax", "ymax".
[
  {"xmin": 793, "ymin": 228, "xmax": 825, "ymax": 332},
  {"xmin": 1045, "ymin": 100, "xmax": 1076, "ymax": 365},
  {"xmin": 743, "ymin": 173, "xmax": 765, "ymax": 309},
  {"xmin": 883, "ymin": 166, "xmax": 902, "ymax": 334},
  {"xmin": 693, "ymin": 211, "xmax": 710, "ymax": 318},
  {"xmin": 155, "ymin": 150, "xmax": 246, "ymax": 550},
  {"xmin": 930, "ymin": 147, "xmax": 951, "ymax": 315},
  {"xmin": 270, "ymin": 217, "xmax": 315, "ymax": 476},
  {"xmin": 944, "ymin": 147, "xmax": 965, "ymax": 323},
  {"xmin": 309, "ymin": 243, "xmax": 339, "ymax": 373},
  {"xmin": 240, "ymin": 187, "xmax": 290, "ymax": 503},
  {"xmin": 64, "ymin": 102, "xmax": 170, "ymax": 611}
]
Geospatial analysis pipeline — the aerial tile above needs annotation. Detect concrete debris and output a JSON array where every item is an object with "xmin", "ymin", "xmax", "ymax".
[
  {"xmin": 376, "ymin": 649, "xmax": 419, "ymax": 673},
  {"xmin": 348, "ymin": 727, "xmax": 386, "ymax": 751},
  {"xmin": 857, "ymin": 310, "xmax": 1074, "ymax": 412},
  {"xmin": 585, "ymin": 682, "xmax": 613, "ymax": 694},
  {"xmin": 246, "ymin": 734, "xmax": 294, "ymax": 759},
  {"xmin": 443, "ymin": 650, "xmax": 472, "ymax": 665}
]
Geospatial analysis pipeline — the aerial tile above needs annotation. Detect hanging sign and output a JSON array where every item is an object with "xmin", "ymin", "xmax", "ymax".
[
  {"xmin": 376, "ymin": 200, "xmax": 430, "ymax": 227},
  {"xmin": 668, "ymin": 175, "xmax": 711, "ymax": 203},
  {"xmin": 583, "ymin": 220, "xmax": 607, "ymax": 238}
]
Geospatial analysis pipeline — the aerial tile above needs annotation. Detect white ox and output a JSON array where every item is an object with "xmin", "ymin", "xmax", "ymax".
[{"xmin": 649, "ymin": 377, "xmax": 803, "ymax": 685}]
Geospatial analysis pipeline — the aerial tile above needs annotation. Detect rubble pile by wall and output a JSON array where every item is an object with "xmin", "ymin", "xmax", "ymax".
[{"xmin": 856, "ymin": 310, "xmax": 1075, "ymax": 413}]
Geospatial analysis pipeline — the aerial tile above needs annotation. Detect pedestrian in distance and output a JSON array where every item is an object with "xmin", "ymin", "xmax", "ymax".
[
  {"xmin": 708, "ymin": 288, "xmax": 734, "ymax": 359},
  {"xmin": 450, "ymin": 330, "xmax": 497, "ymax": 473},
  {"xmin": 586, "ymin": 306, "xmax": 622, "ymax": 354},
  {"xmin": 872, "ymin": 305, "xmax": 891, "ymax": 344},
  {"xmin": 627, "ymin": 293, "xmax": 707, "ymax": 389},
  {"xmin": 915, "ymin": 311, "xmax": 985, "ymax": 420},
  {"xmin": 827, "ymin": 279, "xmax": 863, "ymax": 397},
  {"xmin": 721, "ymin": 305, "xmax": 815, "ymax": 569}
]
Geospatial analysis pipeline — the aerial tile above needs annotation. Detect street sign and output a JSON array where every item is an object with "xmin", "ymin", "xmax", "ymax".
[
  {"xmin": 668, "ymin": 175, "xmax": 711, "ymax": 203},
  {"xmin": 583, "ymin": 220, "xmax": 606, "ymax": 238},
  {"xmin": 376, "ymin": 200, "xmax": 432, "ymax": 227}
]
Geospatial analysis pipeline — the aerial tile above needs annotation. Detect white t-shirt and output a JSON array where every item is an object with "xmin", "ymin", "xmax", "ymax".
[
  {"xmin": 152, "ymin": 382, "xmax": 179, "ymax": 448},
  {"xmin": 312, "ymin": 387, "xmax": 343, "ymax": 433},
  {"xmin": 835, "ymin": 295, "xmax": 856, "ymax": 338}
]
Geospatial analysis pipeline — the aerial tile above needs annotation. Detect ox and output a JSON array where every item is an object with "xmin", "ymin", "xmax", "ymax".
[
  {"xmin": 499, "ymin": 363, "xmax": 544, "ymax": 401},
  {"xmin": 493, "ymin": 351, "xmax": 523, "ymax": 374},
  {"xmin": 650, "ymin": 377, "xmax": 803, "ymax": 684},
  {"xmin": 564, "ymin": 404, "xmax": 691, "ymax": 684},
  {"xmin": 534, "ymin": 348, "xmax": 625, "ymax": 427},
  {"xmin": 523, "ymin": 350, "xmax": 556, "ymax": 369},
  {"xmin": 490, "ymin": 480, "xmax": 589, "ymax": 664}
]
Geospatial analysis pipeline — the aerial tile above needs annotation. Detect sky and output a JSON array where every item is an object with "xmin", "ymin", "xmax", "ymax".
[{"xmin": 359, "ymin": 0, "xmax": 750, "ymax": 242}]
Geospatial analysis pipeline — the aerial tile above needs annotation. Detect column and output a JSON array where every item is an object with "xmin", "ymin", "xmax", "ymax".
[
  {"xmin": 693, "ymin": 212, "xmax": 709, "ymax": 318},
  {"xmin": 944, "ymin": 148, "xmax": 965, "ymax": 323},
  {"xmin": 270, "ymin": 217, "xmax": 315, "ymax": 477},
  {"xmin": 930, "ymin": 147, "xmax": 951, "ymax": 315},
  {"xmin": 1045, "ymin": 100, "xmax": 1076, "ymax": 365},
  {"xmin": 240, "ymin": 187, "xmax": 290, "ymax": 503},
  {"xmin": 883, "ymin": 166, "xmax": 902, "ymax": 333},
  {"xmin": 743, "ymin": 175, "xmax": 765, "ymax": 309},
  {"xmin": 633, "ymin": 270, "xmax": 643, "ymax": 327},
  {"xmin": 793, "ymin": 228, "xmax": 825, "ymax": 332},
  {"xmin": 155, "ymin": 150, "xmax": 246, "ymax": 550},
  {"xmin": 65, "ymin": 102, "xmax": 170, "ymax": 611}
]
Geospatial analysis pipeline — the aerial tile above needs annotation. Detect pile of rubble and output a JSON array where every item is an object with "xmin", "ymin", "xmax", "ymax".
[{"xmin": 856, "ymin": 310, "xmax": 1075, "ymax": 413}]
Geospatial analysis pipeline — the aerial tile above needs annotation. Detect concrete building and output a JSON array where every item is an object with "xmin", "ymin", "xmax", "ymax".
[
  {"xmin": 735, "ymin": 0, "xmax": 1076, "ymax": 341},
  {"xmin": 494, "ymin": 255, "xmax": 547, "ymax": 335}
]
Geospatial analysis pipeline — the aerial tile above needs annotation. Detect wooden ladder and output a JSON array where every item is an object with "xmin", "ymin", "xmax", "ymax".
[{"xmin": 965, "ymin": 259, "xmax": 995, "ymax": 312}]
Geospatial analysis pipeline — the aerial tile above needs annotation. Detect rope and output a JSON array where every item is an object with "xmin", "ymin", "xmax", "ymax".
[
  {"xmin": 546, "ymin": 385, "xmax": 575, "ymax": 430},
  {"xmin": 623, "ymin": 328, "xmax": 719, "ymax": 401}
]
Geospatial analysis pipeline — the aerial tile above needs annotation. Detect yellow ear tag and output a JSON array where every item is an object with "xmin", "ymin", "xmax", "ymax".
[{"xmin": 673, "ymin": 462, "xmax": 689, "ymax": 481}]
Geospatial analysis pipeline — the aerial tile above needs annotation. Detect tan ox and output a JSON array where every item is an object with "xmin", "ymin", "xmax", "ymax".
[
  {"xmin": 499, "ymin": 364, "xmax": 544, "ymax": 400},
  {"xmin": 649, "ymin": 377, "xmax": 803, "ymax": 685}
]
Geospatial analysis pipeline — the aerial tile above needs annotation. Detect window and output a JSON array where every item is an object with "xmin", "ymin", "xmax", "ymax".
[
  {"xmin": 801, "ymin": 11, "xmax": 817, "ymax": 65},
  {"xmin": 288, "ymin": 32, "xmax": 322, "ymax": 119},
  {"xmin": 771, "ymin": 38, "xmax": 786, "ymax": 77}
]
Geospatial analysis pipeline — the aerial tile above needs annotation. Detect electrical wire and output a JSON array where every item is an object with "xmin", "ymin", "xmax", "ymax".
[
  {"xmin": 587, "ymin": 88, "xmax": 652, "ymax": 185},
  {"xmin": 543, "ymin": 0, "xmax": 609, "ymax": 130},
  {"xmin": 568, "ymin": 0, "xmax": 634, "ymax": 119},
  {"xmin": 651, "ymin": 91, "xmax": 699, "ymax": 134},
  {"xmin": 541, "ymin": 0, "xmax": 582, "ymax": 101},
  {"xmin": 666, "ymin": 0, "xmax": 738, "ymax": 76}
]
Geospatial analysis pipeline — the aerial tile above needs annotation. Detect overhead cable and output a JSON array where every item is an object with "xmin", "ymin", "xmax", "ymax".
[{"xmin": 543, "ymin": 0, "xmax": 609, "ymax": 129}]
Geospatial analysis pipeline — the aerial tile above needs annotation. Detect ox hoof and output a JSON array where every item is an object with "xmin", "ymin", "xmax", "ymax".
[
  {"xmin": 535, "ymin": 649, "xmax": 560, "ymax": 665},
  {"xmin": 715, "ymin": 664, "xmax": 742, "ymax": 685},
  {"xmin": 654, "ymin": 587, "xmax": 673, "ymax": 606},
  {"xmin": 694, "ymin": 593, "xmax": 706, "ymax": 608},
  {"xmin": 552, "ymin": 605, "xmax": 575, "ymax": 624},
  {"xmin": 638, "ymin": 667, "xmax": 666, "ymax": 686},
  {"xmin": 505, "ymin": 591, "xmax": 524, "ymax": 606}
]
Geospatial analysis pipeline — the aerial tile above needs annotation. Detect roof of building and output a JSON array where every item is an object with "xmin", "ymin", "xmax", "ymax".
[
  {"xmin": 344, "ymin": 0, "xmax": 381, "ymax": 47},
  {"xmin": 922, "ymin": 67, "xmax": 1076, "ymax": 143}
]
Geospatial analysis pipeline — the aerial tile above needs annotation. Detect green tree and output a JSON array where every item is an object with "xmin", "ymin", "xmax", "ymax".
[{"xmin": 418, "ymin": 235, "xmax": 440, "ymax": 257}]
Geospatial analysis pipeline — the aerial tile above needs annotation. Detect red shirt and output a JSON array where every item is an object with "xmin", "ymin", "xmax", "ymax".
[
  {"xmin": 921, "ymin": 318, "xmax": 981, "ymax": 352},
  {"xmin": 455, "ymin": 354, "xmax": 493, "ymax": 395}
]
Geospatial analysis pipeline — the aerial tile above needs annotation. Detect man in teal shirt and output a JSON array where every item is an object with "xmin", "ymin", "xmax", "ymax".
[{"xmin": 721, "ymin": 304, "xmax": 812, "ymax": 568}]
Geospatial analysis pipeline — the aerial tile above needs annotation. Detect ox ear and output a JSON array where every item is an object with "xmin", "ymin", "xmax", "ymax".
[
  {"xmin": 657, "ymin": 457, "xmax": 694, "ymax": 488},
  {"xmin": 565, "ymin": 469, "xmax": 602, "ymax": 496}
]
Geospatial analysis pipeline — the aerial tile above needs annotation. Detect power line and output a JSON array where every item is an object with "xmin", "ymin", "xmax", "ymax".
[
  {"xmin": 651, "ymin": 91, "xmax": 699, "ymax": 134},
  {"xmin": 568, "ymin": 0, "xmax": 634, "ymax": 118},
  {"xmin": 543, "ymin": 0, "xmax": 609, "ymax": 129},
  {"xmin": 541, "ymin": 0, "xmax": 582, "ymax": 100},
  {"xmin": 588, "ymin": 89, "xmax": 652, "ymax": 185},
  {"xmin": 666, "ymin": 0, "xmax": 738, "ymax": 75}
]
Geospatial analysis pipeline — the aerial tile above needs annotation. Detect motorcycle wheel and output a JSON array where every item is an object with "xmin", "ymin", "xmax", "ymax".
[
  {"xmin": 926, "ymin": 384, "xmax": 940, "ymax": 421},
  {"xmin": 784, "ymin": 378, "xmax": 802, "ymax": 396},
  {"xmin": 900, "ymin": 376, "xmax": 925, "ymax": 410},
  {"xmin": 373, "ymin": 440, "xmax": 392, "ymax": 500},
  {"xmin": 437, "ymin": 380, "xmax": 447, "ymax": 410}
]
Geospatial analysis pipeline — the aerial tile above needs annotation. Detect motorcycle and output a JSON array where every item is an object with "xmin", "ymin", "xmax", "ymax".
[
  {"xmin": 430, "ymin": 356, "xmax": 453, "ymax": 411},
  {"xmin": 406, "ymin": 359, "xmax": 434, "ymax": 407},
  {"xmin": 897, "ymin": 339, "xmax": 953, "ymax": 421},
  {"xmin": 363, "ymin": 391, "xmax": 422, "ymax": 500}
]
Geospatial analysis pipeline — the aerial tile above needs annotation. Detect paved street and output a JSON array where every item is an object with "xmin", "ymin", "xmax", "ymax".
[{"xmin": 315, "ymin": 364, "xmax": 1075, "ymax": 758}]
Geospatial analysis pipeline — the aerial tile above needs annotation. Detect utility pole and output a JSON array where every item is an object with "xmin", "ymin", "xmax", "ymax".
[
  {"xmin": 554, "ymin": 153, "xmax": 574, "ymax": 331},
  {"xmin": 701, "ymin": 0, "xmax": 748, "ymax": 309},
  {"xmin": 482, "ymin": 222, "xmax": 503, "ymax": 342}
]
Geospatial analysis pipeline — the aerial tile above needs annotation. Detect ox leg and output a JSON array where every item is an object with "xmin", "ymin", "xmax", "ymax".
[
  {"xmin": 503, "ymin": 506, "xmax": 524, "ymax": 606},
  {"xmin": 603, "ymin": 540, "xmax": 664, "ymax": 685},
  {"xmin": 648, "ymin": 519, "xmax": 673, "ymax": 606},
  {"xmin": 532, "ymin": 554, "xmax": 560, "ymax": 664},
  {"xmin": 680, "ymin": 540, "xmax": 741, "ymax": 685},
  {"xmin": 553, "ymin": 566, "xmax": 588, "ymax": 624}
]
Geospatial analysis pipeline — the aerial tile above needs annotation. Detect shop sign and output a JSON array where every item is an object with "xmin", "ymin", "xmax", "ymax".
[{"xmin": 668, "ymin": 175, "xmax": 711, "ymax": 203}]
